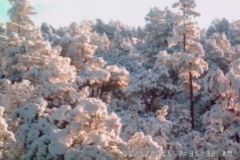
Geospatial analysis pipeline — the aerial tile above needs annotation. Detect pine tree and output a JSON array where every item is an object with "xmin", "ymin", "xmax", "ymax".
[
  {"xmin": 173, "ymin": 0, "xmax": 208, "ymax": 129},
  {"xmin": 172, "ymin": 0, "xmax": 201, "ymax": 54},
  {"xmin": 145, "ymin": 7, "xmax": 179, "ymax": 54},
  {"xmin": 7, "ymin": 0, "xmax": 36, "ymax": 36}
]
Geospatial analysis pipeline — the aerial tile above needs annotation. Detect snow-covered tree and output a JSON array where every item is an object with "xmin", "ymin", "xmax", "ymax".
[
  {"xmin": 126, "ymin": 51, "xmax": 179, "ymax": 112},
  {"xmin": 1, "ymin": 0, "xmax": 240, "ymax": 159},
  {"xmin": 172, "ymin": 0, "xmax": 207, "ymax": 81},
  {"xmin": 205, "ymin": 33, "xmax": 237, "ymax": 73},
  {"xmin": 229, "ymin": 20, "xmax": 240, "ymax": 45},
  {"xmin": 206, "ymin": 19, "xmax": 240, "ymax": 46},
  {"xmin": 172, "ymin": 0, "xmax": 208, "ymax": 129},
  {"xmin": 172, "ymin": 0, "xmax": 202, "ymax": 54},
  {"xmin": 206, "ymin": 18, "xmax": 231, "ymax": 38},
  {"xmin": 145, "ymin": 7, "xmax": 179, "ymax": 54},
  {"xmin": 7, "ymin": 0, "xmax": 36, "ymax": 36}
]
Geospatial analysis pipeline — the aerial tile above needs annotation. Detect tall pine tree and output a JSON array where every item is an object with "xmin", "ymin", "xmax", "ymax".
[{"xmin": 173, "ymin": 0, "xmax": 208, "ymax": 129}]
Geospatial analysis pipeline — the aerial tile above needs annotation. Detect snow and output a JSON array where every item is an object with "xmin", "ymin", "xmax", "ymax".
[{"xmin": 1, "ymin": 0, "xmax": 240, "ymax": 159}]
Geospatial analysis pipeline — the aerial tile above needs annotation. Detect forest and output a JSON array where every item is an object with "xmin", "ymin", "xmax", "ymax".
[{"xmin": 0, "ymin": 0, "xmax": 240, "ymax": 159}]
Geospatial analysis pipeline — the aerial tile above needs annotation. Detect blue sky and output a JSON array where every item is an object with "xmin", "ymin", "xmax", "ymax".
[{"xmin": 1, "ymin": 0, "xmax": 240, "ymax": 28}]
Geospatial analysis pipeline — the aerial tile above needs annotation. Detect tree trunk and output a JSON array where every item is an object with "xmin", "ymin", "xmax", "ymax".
[
  {"xmin": 18, "ymin": 26, "xmax": 20, "ymax": 35},
  {"xmin": 17, "ymin": 15, "xmax": 20, "ymax": 35},
  {"xmin": 183, "ymin": 34, "xmax": 186, "ymax": 52},
  {"xmin": 183, "ymin": 3, "xmax": 186, "ymax": 52},
  {"xmin": 189, "ymin": 71, "xmax": 194, "ymax": 129}
]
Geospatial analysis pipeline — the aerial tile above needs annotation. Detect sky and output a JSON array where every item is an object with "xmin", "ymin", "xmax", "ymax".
[{"xmin": 1, "ymin": 0, "xmax": 240, "ymax": 28}]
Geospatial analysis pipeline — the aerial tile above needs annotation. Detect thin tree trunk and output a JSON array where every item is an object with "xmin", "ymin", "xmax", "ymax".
[
  {"xmin": 189, "ymin": 71, "xmax": 194, "ymax": 129},
  {"xmin": 18, "ymin": 26, "xmax": 20, "ymax": 35},
  {"xmin": 183, "ymin": 34, "xmax": 186, "ymax": 52},
  {"xmin": 17, "ymin": 15, "xmax": 20, "ymax": 35}
]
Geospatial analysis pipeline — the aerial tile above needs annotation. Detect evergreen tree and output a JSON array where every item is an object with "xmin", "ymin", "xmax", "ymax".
[
  {"xmin": 7, "ymin": 0, "xmax": 36, "ymax": 36},
  {"xmin": 145, "ymin": 7, "xmax": 179, "ymax": 54},
  {"xmin": 173, "ymin": 0, "xmax": 208, "ymax": 129},
  {"xmin": 172, "ymin": 0, "xmax": 202, "ymax": 55}
]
